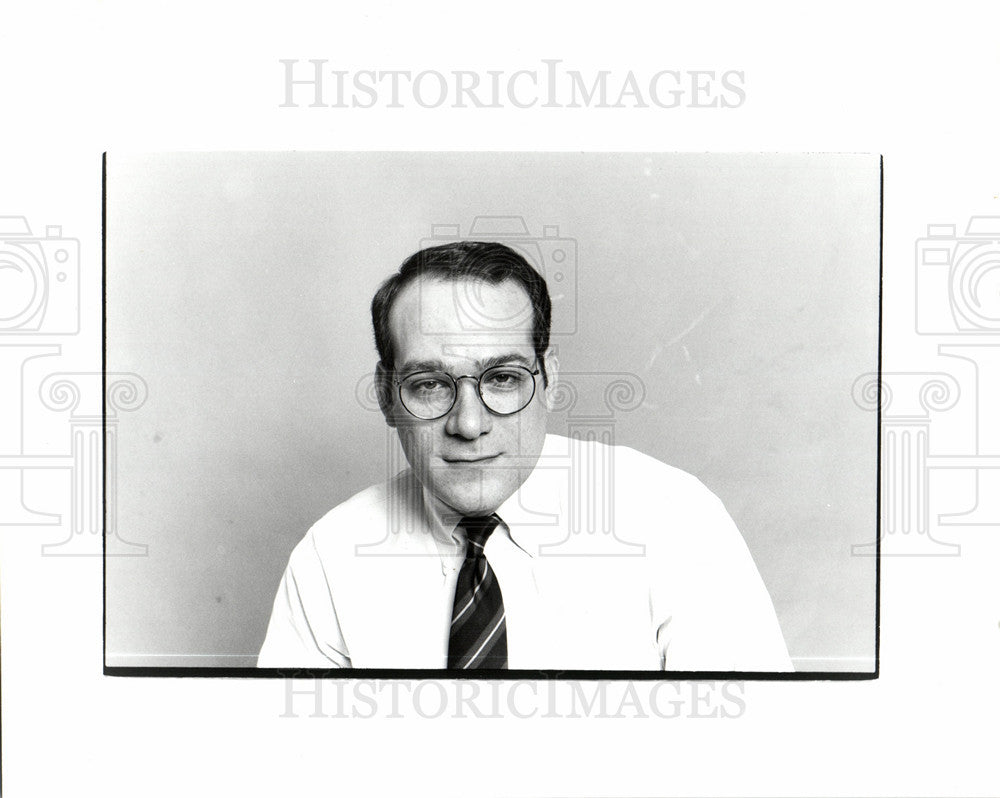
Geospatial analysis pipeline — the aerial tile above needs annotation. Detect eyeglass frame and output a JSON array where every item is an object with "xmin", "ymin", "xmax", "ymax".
[{"xmin": 390, "ymin": 362, "xmax": 542, "ymax": 421}]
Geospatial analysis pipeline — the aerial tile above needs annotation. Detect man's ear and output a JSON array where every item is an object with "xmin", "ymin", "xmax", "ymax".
[
  {"xmin": 374, "ymin": 361, "xmax": 397, "ymax": 428},
  {"xmin": 541, "ymin": 349, "xmax": 560, "ymax": 411}
]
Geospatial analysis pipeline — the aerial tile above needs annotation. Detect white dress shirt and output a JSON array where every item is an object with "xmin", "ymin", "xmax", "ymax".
[{"xmin": 258, "ymin": 434, "xmax": 792, "ymax": 671}]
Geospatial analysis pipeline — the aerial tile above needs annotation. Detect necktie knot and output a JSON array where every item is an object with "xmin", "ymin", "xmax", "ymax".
[{"xmin": 459, "ymin": 514, "xmax": 501, "ymax": 554}]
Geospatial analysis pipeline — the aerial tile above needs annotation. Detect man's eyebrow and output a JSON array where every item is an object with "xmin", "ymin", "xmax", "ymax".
[
  {"xmin": 476, "ymin": 353, "xmax": 534, "ymax": 370},
  {"xmin": 397, "ymin": 359, "xmax": 446, "ymax": 374},
  {"xmin": 397, "ymin": 353, "xmax": 534, "ymax": 375}
]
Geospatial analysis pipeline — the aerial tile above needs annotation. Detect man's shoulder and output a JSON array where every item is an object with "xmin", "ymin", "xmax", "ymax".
[
  {"xmin": 534, "ymin": 434, "xmax": 741, "ymax": 555},
  {"xmin": 544, "ymin": 433, "xmax": 717, "ymax": 501},
  {"xmin": 300, "ymin": 468, "xmax": 423, "ymax": 550},
  {"xmin": 543, "ymin": 433, "xmax": 736, "ymax": 541}
]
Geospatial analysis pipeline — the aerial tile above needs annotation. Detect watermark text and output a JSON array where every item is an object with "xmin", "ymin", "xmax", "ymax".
[{"xmin": 279, "ymin": 60, "xmax": 746, "ymax": 110}]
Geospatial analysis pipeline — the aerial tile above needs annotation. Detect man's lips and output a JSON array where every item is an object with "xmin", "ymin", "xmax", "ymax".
[{"xmin": 441, "ymin": 454, "xmax": 502, "ymax": 463}]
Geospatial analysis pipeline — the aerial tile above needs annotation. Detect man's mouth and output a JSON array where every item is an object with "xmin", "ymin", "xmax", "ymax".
[{"xmin": 441, "ymin": 454, "xmax": 501, "ymax": 464}]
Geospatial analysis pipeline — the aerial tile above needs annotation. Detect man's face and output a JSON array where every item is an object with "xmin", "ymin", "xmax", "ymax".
[{"xmin": 378, "ymin": 275, "xmax": 555, "ymax": 517}]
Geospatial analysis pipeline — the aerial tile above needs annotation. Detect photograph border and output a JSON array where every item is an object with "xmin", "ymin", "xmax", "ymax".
[{"xmin": 101, "ymin": 152, "xmax": 883, "ymax": 682}]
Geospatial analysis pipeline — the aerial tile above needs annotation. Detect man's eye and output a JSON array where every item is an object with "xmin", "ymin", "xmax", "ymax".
[
  {"xmin": 413, "ymin": 380, "xmax": 447, "ymax": 392},
  {"xmin": 485, "ymin": 370, "xmax": 523, "ymax": 389}
]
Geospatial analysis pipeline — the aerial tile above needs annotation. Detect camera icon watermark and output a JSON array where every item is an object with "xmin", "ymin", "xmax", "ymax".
[
  {"xmin": 418, "ymin": 216, "xmax": 578, "ymax": 338},
  {"xmin": 0, "ymin": 215, "xmax": 80, "ymax": 335},
  {"xmin": 915, "ymin": 216, "xmax": 1000, "ymax": 335}
]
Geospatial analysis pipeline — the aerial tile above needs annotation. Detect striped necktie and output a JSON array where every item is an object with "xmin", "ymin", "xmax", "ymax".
[{"xmin": 447, "ymin": 514, "xmax": 508, "ymax": 669}]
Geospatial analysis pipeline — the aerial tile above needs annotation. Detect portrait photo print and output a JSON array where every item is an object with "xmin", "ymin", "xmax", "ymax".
[{"xmin": 104, "ymin": 152, "xmax": 880, "ymax": 676}]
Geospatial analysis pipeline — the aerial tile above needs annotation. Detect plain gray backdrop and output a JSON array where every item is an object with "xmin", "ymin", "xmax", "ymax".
[{"xmin": 106, "ymin": 152, "xmax": 879, "ymax": 670}]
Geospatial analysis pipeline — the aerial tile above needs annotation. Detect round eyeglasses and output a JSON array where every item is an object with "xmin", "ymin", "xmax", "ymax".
[{"xmin": 394, "ymin": 364, "xmax": 540, "ymax": 421}]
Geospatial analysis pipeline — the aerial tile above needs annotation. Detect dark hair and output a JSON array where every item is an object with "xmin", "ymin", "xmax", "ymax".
[{"xmin": 371, "ymin": 241, "xmax": 552, "ymax": 385}]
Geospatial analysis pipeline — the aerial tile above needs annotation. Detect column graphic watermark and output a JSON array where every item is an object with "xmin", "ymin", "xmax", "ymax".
[
  {"xmin": 851, "ymin": 372, "xmax": 961, "ymax": 555},
  {"xmin": 352, "ymin": 368, "xmax": 647, "ymax": 557},
  {"xmin": 37, "ymin": 372, "xmax": 148, "ymax": 556},
  {"xmin": 537, "ymin": 371, "xmax": 646, "ymax": 556}
]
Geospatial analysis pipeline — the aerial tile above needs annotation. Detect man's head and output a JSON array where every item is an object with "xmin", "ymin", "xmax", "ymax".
[{"xmin": 371, "ymin": 242, "xmax": 558, "ymax": 517}]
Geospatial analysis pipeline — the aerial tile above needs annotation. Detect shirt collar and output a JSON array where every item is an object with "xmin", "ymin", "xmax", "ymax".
[
  {"xmin": 419, "ymin": 484, "xmax": 464, "ymax": 550},
  {"xmin": 497, "ymin": 433, "xmax": 570, "ymax": 556}
]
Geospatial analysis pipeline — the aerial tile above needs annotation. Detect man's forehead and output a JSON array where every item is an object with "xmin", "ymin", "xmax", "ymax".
[{"xmin": 389, "ymin": 275, "xmax": 535, "ymax": 363}]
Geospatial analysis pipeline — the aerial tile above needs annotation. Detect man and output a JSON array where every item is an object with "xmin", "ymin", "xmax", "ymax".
[{"xmin": 258, "ymin": 241, "xmax": 791, "ymax": 671}]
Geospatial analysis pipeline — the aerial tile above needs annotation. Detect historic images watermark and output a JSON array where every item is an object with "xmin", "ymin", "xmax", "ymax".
[
  {"xmin": 853, "ymin": 216, "xmax": 1000, "ymax": 556},
  {"xmin": 279, "ymin": 59, "xmax": 746, "ymax": 110},
  {"xmin": 353, "ymin": 217, "xmax": 646, "ymax": 557},
  {"xmin": 0, "ymin": 215, "xmax": 146, "ymax": 556},
  {"xmin": 280, "ymin": 678, "xmax": 747, "ymax": 720}
]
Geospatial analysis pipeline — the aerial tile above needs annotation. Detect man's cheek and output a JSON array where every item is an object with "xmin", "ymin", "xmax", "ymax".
[{"xmin": 398, "ymin": 427, "xmax": 437, "ymax": 461}]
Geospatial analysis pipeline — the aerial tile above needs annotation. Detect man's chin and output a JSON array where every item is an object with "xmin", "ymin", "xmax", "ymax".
[
  {"xmin": 434, "ymin": 481, "xmax": 512, "ymax": 517},
  {"xmin": 439, "ymin": 495, "xmax": 501, "ymax": 517}
]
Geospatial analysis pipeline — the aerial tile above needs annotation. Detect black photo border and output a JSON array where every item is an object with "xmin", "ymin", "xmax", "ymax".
[{"xmin": 101, "ymin": 152, "xmax": 883, "ymax": 683}]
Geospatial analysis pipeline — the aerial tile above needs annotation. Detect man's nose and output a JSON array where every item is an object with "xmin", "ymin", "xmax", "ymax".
[{"xmin": 444, "ymin": 378, "xmax": 493, "ymax": 439}]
